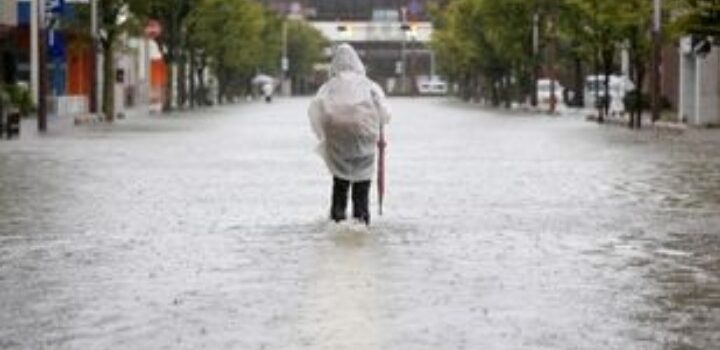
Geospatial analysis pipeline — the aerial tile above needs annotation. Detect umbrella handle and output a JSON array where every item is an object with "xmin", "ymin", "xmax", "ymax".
[{"xmin": 377, "ymin": 125, "xmax": 386, "ymax": 217}]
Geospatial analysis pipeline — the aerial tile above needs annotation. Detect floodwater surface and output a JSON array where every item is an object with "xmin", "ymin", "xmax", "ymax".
[{"xmin": 1, "ymin": 98, "xmax": 719, "ymax": 349}]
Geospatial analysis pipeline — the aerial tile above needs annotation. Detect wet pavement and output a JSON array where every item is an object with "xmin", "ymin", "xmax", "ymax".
[{"xmin": 1, "ymin": 98, "xmax": 719, "ymax": 349}]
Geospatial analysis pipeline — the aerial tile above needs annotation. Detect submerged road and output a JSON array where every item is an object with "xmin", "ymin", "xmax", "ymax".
[{"xmin": 1, "ymin": 98, "xmax": 719, "ymax": 349}]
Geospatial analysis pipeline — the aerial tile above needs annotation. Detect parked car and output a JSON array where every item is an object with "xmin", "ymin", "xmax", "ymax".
[
  {"xmin": 584, "ymin": 75, "xmax": 635, "ymax": 116},
  {"xmin": 417, "ymin": 76, "xmax": 448, "ymax": 95},
  {"xmin": 537, "ymin": 79, "xmax": 565, "ymax": 111}
]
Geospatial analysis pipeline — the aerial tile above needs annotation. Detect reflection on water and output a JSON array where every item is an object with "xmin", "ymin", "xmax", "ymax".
[
  {"xmin": 294, "ymin": 222, "xmax": 383, "ymax": 349},
  {"xmin": 1, "ymin": 99, "xmax": 719, "ymax": 349}
]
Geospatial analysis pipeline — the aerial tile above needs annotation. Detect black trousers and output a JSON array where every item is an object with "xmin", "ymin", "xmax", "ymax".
[{"xmin": 331, "ymin": 177, "xmax": 371, "ymax": 225}]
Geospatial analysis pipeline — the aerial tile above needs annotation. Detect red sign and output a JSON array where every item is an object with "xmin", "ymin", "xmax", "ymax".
[{"xmin": 145, "ymin": 20, "xmax": 162, "ymax": 39}]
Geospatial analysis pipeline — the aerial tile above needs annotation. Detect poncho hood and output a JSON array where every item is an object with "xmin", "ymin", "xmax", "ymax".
[{"xmin": 330, "ymin": 44, "xmax": 366, "ymax": 77}]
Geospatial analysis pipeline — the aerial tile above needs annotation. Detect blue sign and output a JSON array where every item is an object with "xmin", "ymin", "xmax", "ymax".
[
  {"xmin": 47, "ymin": 30, "xmax": 66, "ymax": 59},
  {"xmin": 17, "ymin": 2, "xmax": 31, "ymax": 25},
  {"xmin": 46, "ymin": 0, "xmax": 66, "ymax": 14}
]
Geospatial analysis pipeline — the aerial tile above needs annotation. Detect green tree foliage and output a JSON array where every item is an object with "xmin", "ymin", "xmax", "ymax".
[
  {"xmin": 563, "ymin": 0, "xmax": 653, "ymax": 123},
  {"xmin": 97, "ymin": 0, "xmax": 146, "ymax": 121},
  {"xmin": 188, "ymin": 2, "xmax": 326, "ymax": 101},
  {"xmin": 431, "ymin": 0, "xmax": 533, "ymax": 105},
  {"xmin": 65, "ymin": 1, "xmax": 328, "ymax": 113},
  {"xmin": 432, "ymin": 0, "xmax": 662, "ymax": 119},
  {"xmin": 257, "ymin": 10, "xmax": 284, "ymax": 76},
  {"xmin": 673, "ymin": 0, "xmax": 720, "ymax": 39},
  {"xmin": 285, "ymin": 20, "xmax": 328, "ymax": 89},
  {"xmin": 188, "ymin": 0, "xmax": 266, "ymax": 103},
  {"xmin": 615, "ymin": 0, "xmax": 653, "ymax": 127},
  {"xmin": 134, "ymin": 0, "xmax": 194, "ymax": 110}
]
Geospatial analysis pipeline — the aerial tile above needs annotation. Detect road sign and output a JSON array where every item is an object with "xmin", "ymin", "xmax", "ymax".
[
  {"xmin": 43, "ymin": 0, "xmax": 65, "ymax": 28},
  {"xmin": 48, "ymin": 29, "xmax": 65, "ymax": 59},
  {"xmin": 46, "ymin": 0, "xmax": 66, "ymax": 14},
  {"xmin": 281, "ymin": 57, "xmax": 289, "ymax": 72}
]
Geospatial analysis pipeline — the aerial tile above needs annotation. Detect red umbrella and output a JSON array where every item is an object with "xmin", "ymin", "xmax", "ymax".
[{"xmin": 377, "ymin": 125, "xmax": 387, "ymax": 216}]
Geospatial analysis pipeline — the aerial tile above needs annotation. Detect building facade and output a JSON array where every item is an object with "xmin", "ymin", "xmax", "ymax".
[
  {"xmin": 679, "ymin": 38, "xmax": 720, "ymax": 126},
  {"xmin": 264, "ymin": 0, "xmax": 436, "ymax": 95},
  {"xmin": 263, "ymin": 0, "xmax": 434, "ymax": 21}
]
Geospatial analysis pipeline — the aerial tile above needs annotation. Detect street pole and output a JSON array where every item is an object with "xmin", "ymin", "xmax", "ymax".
[
  {"xmin": 282, "ymin": 20, "xmax": 289, "ymax": 96},
  {"xmin": 90, "ymin": 0, "xmax": 98, "ymax": 114},
  {"xmin": 401, "ymin": 7, "xmax": 407, "ymax": 95},
  {"xmin": 593, "ymin": 0, "xmax": 602, "ymax": 123},
  {"xmin": 650, "ymin": 0, "xmax": 662, "ymax": 124},
  {"xmin": 532, "ymin": 11, "xmax": 539, "ymax": 108},
  {"xmin": 401, "ymin": 35, "xmax": 406, "ymax": 94},
  {"xmin": 145, "ymin": 37, "xmax": 151, "ymax": 110},
  {"xmin": 410, "ymin": 37, "xmax": 416, "ymax": 96},
  {"xmin": 30, "ymin": 0, "xmax": 39, "ymax": 104},
  {"xmin": 37, "ymin": 0, "xmax": 47, "ymax": 132},
  {"xmin": 548, "ymin": 5, "xmax": 557, "ymax": 114}
]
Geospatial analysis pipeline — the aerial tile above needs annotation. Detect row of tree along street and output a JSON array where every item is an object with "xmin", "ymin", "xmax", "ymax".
[
  {"xmin": 63, "ymin": 0, "xmax": 326, "ymax": 122},
  {"xmin": 430, "ymin": 0, "xmax": 720, "ymax": 128}
]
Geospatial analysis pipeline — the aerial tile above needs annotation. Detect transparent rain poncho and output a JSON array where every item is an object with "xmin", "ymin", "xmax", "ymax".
[{"xmin": 308, "ymin": 44, "xmax": 391, "ymax": 182}]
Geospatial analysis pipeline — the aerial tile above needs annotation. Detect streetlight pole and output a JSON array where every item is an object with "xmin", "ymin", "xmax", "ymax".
[
  {"xmin": 400, "ymin": 7, "xmax": 408, "ymax": 95},
  {"xmin": 282, "ymin": 20, "xmax": 289, "ymax": 96},
  {"xmin": 90, "ymin": 0, "xmax": 98, "ymax": 114},
  {"xmin": 548, "ymin": 2, "xmax": 558, "ymax": 114},
  {"xmin": 532, "ymin": 11, "xmax": 539, "ymax": 108},
  {"xmin": 37, "ymin": 0, "xmax": 47, "ymax": 132},
  {"xmin": 650, "ymin": 0, "xmax": 662, "ymax": 124},
  {"xmin": 30, "ymin": 0, "xmax": 39, "ymax": 104},
  {"xmin": 593, "ymin": 0, "xmax": 602, "ymax": 123}
]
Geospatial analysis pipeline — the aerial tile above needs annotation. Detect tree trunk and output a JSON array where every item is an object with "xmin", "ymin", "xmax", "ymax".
[
  {"xmin": 491, "ymin": 77, "xmax": 500, "ymax": 107},
  {"xmin": 573, "ymin": 57, "xmax": 583, "ymax": 107},
  {"xmin": 503, "ymin": 75, "xmax": 512, "ymax": 109},
  {"xmin": 472, "ymin": 76, "xmax": 478, "ymax": 102},
  {"xmin": 216, "ymin": 65, "xmax": 225, "ymax": 105},
  {"xmin": 460, "ymin": 73, "xmax": 471, "ymax": 101},
  {"xmin": 177, "ymin": 51, "xmax": 187, "ymax": 109},
  {"xmin": 634, "ymin": 64, "xmax": 645, "ymax": 129},
  {"xmin": 531, "ymin": 59, "xmax": 538, "ymax": 107},
  {"xmin": 164, "ymin": 62, "xmax": 174, "ymax": 112},
  {"xmin": 189, "ymin": 49, "xmax": 196, "ymax": 109},
  {"xmin": 196, "ymin": 54, "xmax": 207, "ymax": 106},
  {"xmin": 602, "ymin": 48, "xmax": 614, "ymax": 118},
  {"xmin": 102, "ymin": 41, "xmax": 115, "ymax": 122},
  {"xmin": 628, "ymin": 66, "xmax": 637, "ymax": 129}
]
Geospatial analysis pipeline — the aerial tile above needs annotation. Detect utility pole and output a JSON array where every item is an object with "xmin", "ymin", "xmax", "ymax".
[
  {"xmin": 37, "ymin": 0, "xmax": 47, "ymax": 132},
  {"xmin": 281, "ymin": 19, "xmax": 289, "ymax": 96},
  {"xmin": 532, "ymin": 11, "xmax": 539, "ymax": 108},
  {"xmin": 650, "ymin": 0, "xmax": 662, "ymax": 124},
  {"xmin": 547, "ymin": 2, "xmax": 558, "ymax": 114},
  {"xmin": 400, "ymin": 7, "xmax": 408, "ymax": 95},
  {"xmin": 90, "ymin": 0, "xmax": 98, "ymax": 114},
  {"xmin": 30, "ymin": 0, "xmax": 39, "ymax": 104},
  {"xmin": 593, "ymin": 0, "xmax": 602, "ymax": 123}
]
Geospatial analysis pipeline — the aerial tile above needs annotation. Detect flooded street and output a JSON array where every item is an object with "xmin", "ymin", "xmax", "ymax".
[{"xmin": 1, "ymin": 98, "xmax": 719, "ymax": 349}]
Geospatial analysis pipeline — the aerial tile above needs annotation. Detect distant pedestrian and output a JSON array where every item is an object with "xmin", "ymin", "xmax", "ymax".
[
  {"xmin": 308, "ymin": 44, "xmax": 392, "ymax": 225},
  {"xmin": 262, "ymin": 83, "xmax": 274, "ymax": 103}
]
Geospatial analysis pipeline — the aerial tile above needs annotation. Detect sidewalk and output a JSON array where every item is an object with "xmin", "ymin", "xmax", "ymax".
[
  {"xmin": 10, "ymin": 106, "xmax": 152, "ymax": 140},
  {"xmin": 585, "ymin": 111, "xmax": 688, "ymax": 133}
]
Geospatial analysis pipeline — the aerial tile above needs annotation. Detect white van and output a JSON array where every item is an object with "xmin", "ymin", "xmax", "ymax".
[
  {"xmin": 417, "ymin": 76, "xmax": 449, "ymax": 95},
  {"xmin": 584, "ymin": 75, "xmax": 635, "ymax": 115},
  {"xmin": 537, "ymin": 79, "xmax": 565, "ymax": 111}
]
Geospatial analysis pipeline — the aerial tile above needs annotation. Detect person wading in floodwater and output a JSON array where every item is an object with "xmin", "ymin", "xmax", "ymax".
[{"xmin": 308, "ymin": 44, "xmax": 392, "ymax": 225}]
